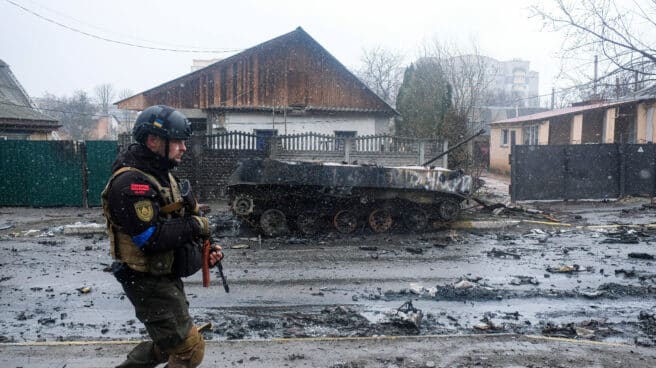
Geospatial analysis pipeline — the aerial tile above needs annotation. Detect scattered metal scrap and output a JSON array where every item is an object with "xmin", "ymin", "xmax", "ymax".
[
  {"xmin": 470, "ymin": 196, "xmax": 561, "ymax": 223},
  {"xmin": 547, "ymin": 264, "xmax": 581, "ymax": 274},
  {"xmin": 509, "ymin": 276, "xmax": 539, "ymax": 285},
  {"xmin": 601, "ymin": 232, "xmax": 640, "ymax": 244},
  {"xmin": 389, "ymin": 301, "xmax": 423, "ymax": 331},
  {"xmin": 541, "ymin": 320, "xmax": 618, "ymax": 340},
  {"xmin": 628, "ymin": 252, "xmax": 655, "ymax": 260},
  {"xmin": 473, "ymin": 314, "xmax": 504, "ymax": 332},
  {"xmin": 487, "ymin": 247, "xmax": 521, "ymax": 259}
]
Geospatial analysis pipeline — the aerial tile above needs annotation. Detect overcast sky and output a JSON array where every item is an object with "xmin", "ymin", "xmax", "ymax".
[{"xmin": 1, "ymin": 0, "xmax": 566, "ymax": 102}]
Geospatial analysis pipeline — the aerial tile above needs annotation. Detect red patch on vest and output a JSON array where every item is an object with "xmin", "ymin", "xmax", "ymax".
[{"xmin": 130, "ymin": 183, "xmax": 150, "ymax": 195}]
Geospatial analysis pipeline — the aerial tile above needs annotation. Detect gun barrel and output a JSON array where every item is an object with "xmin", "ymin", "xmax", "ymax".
[
  {"xmin": 422, "ymin": 128, "xmax": 485, "ymax": 167},
  {"xmin": 217, "ymin": 262, "xmax": 229, "ymax": 293}
]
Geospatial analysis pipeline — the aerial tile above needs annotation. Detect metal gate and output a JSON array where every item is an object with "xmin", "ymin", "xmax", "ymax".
[
  {"xmin": 510, "ymin": 143, "xmax": 656, "ymax": 201},
  {"xmin": 0, "ymin": 140, "xmax": 117, "ymax": 207}
]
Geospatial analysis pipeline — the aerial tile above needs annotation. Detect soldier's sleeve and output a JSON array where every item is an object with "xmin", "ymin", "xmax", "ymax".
[{"xmin": 108, "ymin": 172, "xmax": 197, "ymax": 253}]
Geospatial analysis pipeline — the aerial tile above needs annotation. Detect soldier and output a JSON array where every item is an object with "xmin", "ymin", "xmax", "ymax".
[{"xmin": 102, "ymin": 105, "xmax": 223, "ymax": 368}]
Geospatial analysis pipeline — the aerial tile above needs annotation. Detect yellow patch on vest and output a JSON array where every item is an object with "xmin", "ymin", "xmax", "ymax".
[{"xmin": 134, "ymin": 200, "xmax": 154, "ymax": 222}]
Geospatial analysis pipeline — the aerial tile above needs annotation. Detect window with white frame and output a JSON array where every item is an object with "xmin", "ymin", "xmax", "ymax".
[{"xmin": 523, "ymin": 125, "xmax": 538, "ymax": 145}]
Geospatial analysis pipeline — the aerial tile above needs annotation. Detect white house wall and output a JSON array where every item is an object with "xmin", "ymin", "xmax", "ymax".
[{"xmin": 224, "ymin": 112, "xmax": 385, "ymax": 136}]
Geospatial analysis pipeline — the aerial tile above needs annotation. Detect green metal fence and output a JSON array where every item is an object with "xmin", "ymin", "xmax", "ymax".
[
  {"xmin": 85, "ymin": 141, "xmax": 118, "ymax": 206},
  {"xmin": 0, "ymin": 140, "xmax": 117, "ymax": 207}
]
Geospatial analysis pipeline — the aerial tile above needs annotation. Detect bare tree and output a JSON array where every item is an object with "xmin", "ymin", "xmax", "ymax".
[
  {"xmin": 36, "ymin": 91, "xmax": 98, "ymax": 140},
  {"xmin": 531, "ymin": 0, "xmax": 656, "ymax": 90},
  {"xmin": 416, "ymin": 39, "xmax": 497, "ymax": 173},
  {"xmin": 116, "ymin": 88, "xmax": 135, "ymax": 134},
  {"xmin": 357, "ymin": 46, "xmax": 405, "ymax": 107},
  {"xmin": 420, "ymin": 38, "xmax": 497, "ymax": 132},
  {"xmin": 117, "ymin": 88, "xmax": 133, "ymax": 100},
  {"xmin": 94, "ymin": 83, "xmax": 115, "ymax": 114}
]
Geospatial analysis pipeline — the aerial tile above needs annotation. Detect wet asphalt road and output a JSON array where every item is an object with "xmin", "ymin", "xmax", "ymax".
[{"xmin": 1, "ymin": 199, "xmax": 655, "ymax": 352}]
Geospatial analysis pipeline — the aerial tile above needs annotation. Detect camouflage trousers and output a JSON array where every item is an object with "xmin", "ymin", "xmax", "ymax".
[{"xmin": 114, "ymin": 263, "xmax": 204, "ymax": 368}]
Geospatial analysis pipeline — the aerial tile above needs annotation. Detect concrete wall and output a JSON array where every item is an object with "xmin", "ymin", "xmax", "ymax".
[
  {"xmin": 538, "ymin": 121, "xmax": 549, "ymax": 145},
  {"xmin": 489, "ymin": 125, "xmax": 522, "ymax": 174},
  {"xmin": 224, "ymin": 112, "xmax": 381, "ymax": 136},
  {"xmin": 570, "ymin": 114, "xmax": 583, "ymax": 144},
  {"xmin": 602, "ymin": 108, "xmax": 616, "ymax": 143}
]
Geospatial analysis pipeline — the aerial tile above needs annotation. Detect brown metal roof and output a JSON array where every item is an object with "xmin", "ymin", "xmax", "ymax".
[
  {"xmin": 489, "ymin": 101, "xmax": 626, "ymax": 125},
  {"xmin": 491, "ymin": 89, "xmax": 656, "ymax": 125}
]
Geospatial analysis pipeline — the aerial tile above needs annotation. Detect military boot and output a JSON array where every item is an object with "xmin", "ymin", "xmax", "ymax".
[{"xmin": 115, "ymin": 341, "xmax": 168, "ymax": 368}]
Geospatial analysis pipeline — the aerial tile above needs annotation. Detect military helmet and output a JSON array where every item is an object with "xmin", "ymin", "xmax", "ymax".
[{"xmin": 132, "ymin": 105, "xmax": 192, "ymax": 143}]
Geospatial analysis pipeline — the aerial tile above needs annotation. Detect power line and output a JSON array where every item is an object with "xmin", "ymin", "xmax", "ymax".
[
  {"xmin": 4, "ymin": 0, "xmax": 243, "ymax": 54},
  {"xmin": 19, "ymin": 0, "xmax": 214, "ymax": 51}
]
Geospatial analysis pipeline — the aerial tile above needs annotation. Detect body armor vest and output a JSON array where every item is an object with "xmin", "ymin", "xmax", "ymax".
[{"xmin": 101, "ymin": 167, "xmax": 184, "ymax": 274}]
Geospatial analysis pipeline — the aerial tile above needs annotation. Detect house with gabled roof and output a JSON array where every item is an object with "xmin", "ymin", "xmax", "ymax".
[
  {"xmin": 0, "ymin": 59, "xmax": 60, "ymax": 140},
  {"xmin": 115, "ymin": 27, "xmax": 398, "ymax": 140}
]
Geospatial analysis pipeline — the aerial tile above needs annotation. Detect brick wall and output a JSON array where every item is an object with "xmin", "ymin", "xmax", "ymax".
[{"xmin": 177, "ymin": 148, "xmax": 266, "ymax": 201}]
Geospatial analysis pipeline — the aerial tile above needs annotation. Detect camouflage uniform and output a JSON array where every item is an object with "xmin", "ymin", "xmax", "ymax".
[{"xmin": 103, "ymin": 142, "xmax": 207, "ymax": 368}]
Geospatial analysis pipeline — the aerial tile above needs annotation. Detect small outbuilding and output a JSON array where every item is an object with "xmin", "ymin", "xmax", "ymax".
[{"xmin": 489, "ymin": 88, "xmax": 656, "ymax": 174}]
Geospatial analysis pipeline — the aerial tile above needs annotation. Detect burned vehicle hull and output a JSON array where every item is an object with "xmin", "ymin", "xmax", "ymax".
[{"xmin": 227, "ymin": 159, "xmax": 473, "ymax": 236}]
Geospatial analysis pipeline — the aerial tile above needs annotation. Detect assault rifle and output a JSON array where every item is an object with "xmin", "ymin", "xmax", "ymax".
[
  {"xmin": 203, "ymin": 238, "xmax": 229, "ymax": 292},
  {"xmin": 179, "ymin": 179, "xmax": 229, "ymax": 293}
]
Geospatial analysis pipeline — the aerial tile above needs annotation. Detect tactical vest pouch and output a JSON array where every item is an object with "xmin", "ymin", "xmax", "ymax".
[
  {"xmin": 171, "ymin": 241, "xmax": 202, "ymax": 278},
  {"xmin": 148, "ymin": 250, "xmax": 175, "ymax": 275},
  {"xmin": 113, "ymin": 231, "xmax": 174, "ymax": 274}
]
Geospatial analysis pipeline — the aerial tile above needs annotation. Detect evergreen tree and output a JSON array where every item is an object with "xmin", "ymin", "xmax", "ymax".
[{"xmin": 395, "ymin": 59, "xmax": 452, "ymax": 138}]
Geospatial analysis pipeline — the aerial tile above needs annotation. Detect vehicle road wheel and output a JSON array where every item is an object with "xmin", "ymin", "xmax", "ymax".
[
  {"xmin": 403, "ymin": 207, "xmax": 428, "ymax": 231},
  {"xmin": 438, "ymin": 199, "xmax": 461, "ymax": 221},
  {"xmin": 231, "ymin": 194, "xmax": 254, "ymax": 216},
  {"xmin": 368, "ymin": 208, "xmax": 393, "ymax": 233},
  {"xmin": 333, "ymin": 210, "xmax": 358, "ymax": 234},
  {"xmin": 259, "ymin": 209, "xmax": 288, "ymax": 237},
  {"xmin": 296, "ymin": 212, "xmax": 320, "ymax": 236}
]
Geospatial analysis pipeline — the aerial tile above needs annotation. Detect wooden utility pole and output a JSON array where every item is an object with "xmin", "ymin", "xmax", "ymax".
[
  {"xmin": 635, "ymin": 70, "xmax": 639, "ymax": 91},
  {"xmin": 593, "ymin": 55, "xmax": 598, "ymax": 97}
]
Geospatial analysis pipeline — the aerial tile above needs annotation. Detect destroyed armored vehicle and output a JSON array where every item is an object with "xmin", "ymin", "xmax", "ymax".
[{"xmin": 227, "ymin": 158, "xmax": 473, "ymax": 236}]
